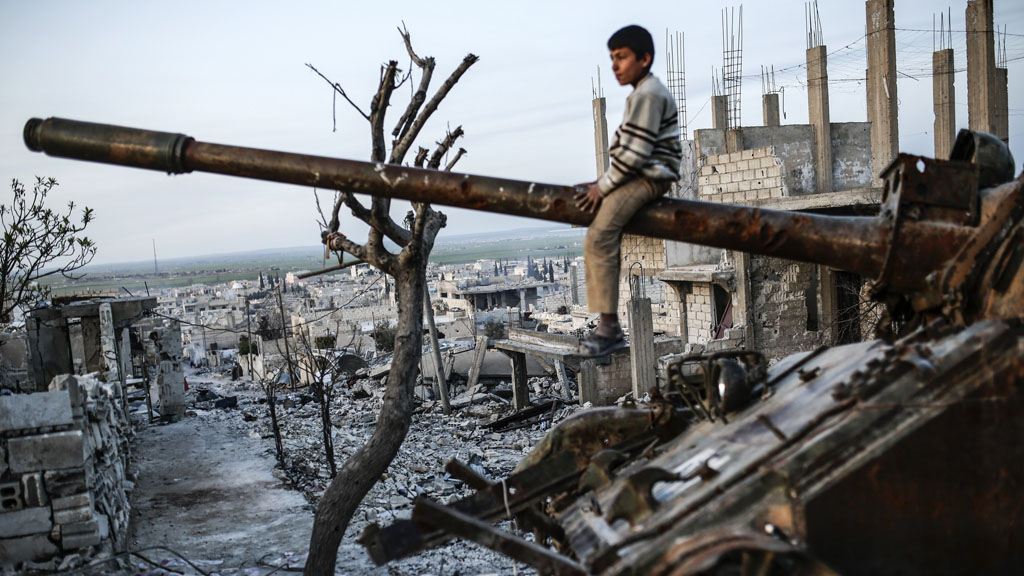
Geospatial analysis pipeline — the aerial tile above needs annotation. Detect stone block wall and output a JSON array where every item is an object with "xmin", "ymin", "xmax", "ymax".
[
  {"xmin": 580, "ymin": 339, "xmax": 681, "ymax": 406},
  {"xmin": 0, "ymin": 375, "xmax": 132, "ymax": 566},
  {"xmin": 651, "ymin": 282, "xmax": 682, "ymax": 337},
  {"xmin": 619, "ymin": 234, "xmax": 671, "ymax": 332},
  {"xmin": 656, "ymin": 327, "xmax": 745, "ymax": 389},
  {"xmin": 698, "ymin": 146, "xmax": 787, "ymax": 202},
  {"xmin": 684, "ymin": 282, "xmax": 716, "ymax": 344}
]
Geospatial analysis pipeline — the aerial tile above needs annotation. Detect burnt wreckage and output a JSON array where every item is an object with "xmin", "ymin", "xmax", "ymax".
[{"xmin": 24, "ymin": 117, "xmax": 1024, "ymax": 574}]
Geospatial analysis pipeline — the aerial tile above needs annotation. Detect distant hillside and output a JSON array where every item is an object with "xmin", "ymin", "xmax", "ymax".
[{"xmin": 42, "ymin": 225, "xmax": 584, "ymax": 294}]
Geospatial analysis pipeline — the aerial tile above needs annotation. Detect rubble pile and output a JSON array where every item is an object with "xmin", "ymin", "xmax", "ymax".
[{"xmin": 0, "ymin": 374, "xmax": 133, "ymax": 569}]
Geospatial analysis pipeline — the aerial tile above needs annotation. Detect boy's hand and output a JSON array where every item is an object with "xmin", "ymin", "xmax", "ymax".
[{"xmin": 573, "ymin": 182, "xmax": 603, "ymax": 213}]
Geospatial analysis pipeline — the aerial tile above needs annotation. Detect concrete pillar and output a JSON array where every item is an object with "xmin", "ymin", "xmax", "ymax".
[
  {"xmin": 578, "ymin": 359, "xmax": 598, "ymax": 406},
  {"xmin": 98, "ymin": 303, "xmax": 119, "ymax": 382},
  {"xmin": 762, "ymin": 93, "xmax": 780, "ymax": 127},
  {"xmin": 466, "ymin": 335, "xmax": 488, "ymax": 390},
  {"xmin": 554, "ymin": 360, "xmax": 572, "ymax": 400},
  {"xmin": 711, "ymin": 95, "xmax": 729, "ymax": 130},
  {"xmin": 731, "ymin": 252, "xmax": 756, "ymax": 349},
  {"xmin": 966, "ymin": 0, "xmax": 997, "ymax": 134},
  {"xmin": 80, "ymin": 317, "xmax": 104, "ymax": 373},
  {"xmin": 725, "ymin": 129, "xmax": 744, "ymax": 154},
  {"xmin": 627, "ymin": 297, "xmax": 656, "ymax": 399},
  {"xmin": 570, "ymin": 264, "xmax": 580, "ymax": 306},
  {"xmin": 509, "ymin": 351, "xmax": 529, "ymax": 410},
  {"xmin": 866, "ymin": 0, "xmax": 898, "ymax": 185},
  {"xmin": 994, "ymin": 67, "xmax": 1009, "ymax": 144},
  {"xmin": 933, "ymin": 48, "xmax": 957, "ymax": 159},
  {"xmin": 593, "ymin": 97, "xmax": 610, "ymax": 178},
  {"xmin": 807, "ymin": 45, "xmax": 833, "ymax": 195}
]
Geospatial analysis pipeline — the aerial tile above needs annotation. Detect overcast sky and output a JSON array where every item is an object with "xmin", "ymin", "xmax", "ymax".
[{"xmin": 2, "ymin": 0, "xmax": 1022, "ymax": 265}]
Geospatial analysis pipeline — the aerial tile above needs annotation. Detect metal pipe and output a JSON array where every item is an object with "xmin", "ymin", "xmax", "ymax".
[{"xmin": 24, "ymin": 117, "xmax": 965, "ymax": 291}]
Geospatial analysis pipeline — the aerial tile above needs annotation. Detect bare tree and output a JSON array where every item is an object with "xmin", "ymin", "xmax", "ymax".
[
  {"xmin": 295, "ymin": 325, "xmax": 339, "ymax": 477},
  {"xmin": 303, "ymin": 26, "xmax": 477, "ymax": 575},
  {"xmin": 1, "ymin": 177, "xmax": 95, "ymax": 323},
  {"xmin": 259, "ymin": 361, "xmax": 287, "ymax": 466}
]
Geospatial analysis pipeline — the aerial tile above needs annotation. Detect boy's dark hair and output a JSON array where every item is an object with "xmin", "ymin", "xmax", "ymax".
[{"xmin": 608, "ymin": 25, "xmax": 655, "ymax": 71}]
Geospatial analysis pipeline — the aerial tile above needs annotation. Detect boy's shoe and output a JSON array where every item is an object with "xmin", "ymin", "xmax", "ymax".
[{"xmin": 578, "ymin": 329, "xmax": 626, "ymax": 358}]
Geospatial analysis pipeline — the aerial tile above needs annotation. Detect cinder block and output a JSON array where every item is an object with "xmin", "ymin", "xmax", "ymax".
[
  {"xmin": 700, "ymin": 165, "xmax": 713, "ymax": 176},
  {"xmin": 43, "ymin": 469, "xmax": 88, "ymax": 498},
  {"xmin": 0, "ymin": 507, "xmax": 52, "ymax": 538},
  {"xmin": 22, "ymin": 473, "xmax": 47, "ymax": 508},
  {"xmin": 738, "ymin": 180, "xmax": 752, "ymax": 192},
  {"xmin": 7, "ymin": 431, "xmax": 85, "ymax": 473},
  {"xmin": 745, "ymin": 191, "xmax": 758, "ymax": 201},
  {"xmin": 60, "ymin": 517, "xmax": 99, "ymax": 536},
  {"xmin": 51, "ymin": 492, "xmax": 91, "ymax": 511},
  {"xmin": 720, "ymin": 173, "xmax": 733, "ymax": 184},
  {"xmin": 729, "ymin": 151, "xmax": 741, "ymax": 163},
  {"xmin": 724, "ymin": 182, "xmax": 738, "ymax": 194},
  {"xmin": 708, "ymin": 174, "xmax": 720, "ymax": 185},
  {"xmin": 771, "ymin": 187, "xmax": 784, "ymax": 198},
  {"xmin": 699, "ymin": 175, "xmax": 710, "ymax": 186},
  {"xmin": 53, "ymin": 505, "xmax": 92, "ymax": 525},
  {"xmin": 0, "ymin": 533, "xmax": 59, "ymax": 564},
  {"xmin": 765, "ymin": 165, "xmax": 782, "ymax": 178},
  {"xmin": 0, "ymin": 481, "xmax": 22, "ymax": 512},
  {"xmin": 759, "ymin": 157, "xmax": 775, "ymax": 168},
  {"xmin": 0, "ymin": 390, "xmax": 74, "ymax": 433},
  {"xmin": 61, "ymin": 529, "xmax": 101, "ymax": 551}
]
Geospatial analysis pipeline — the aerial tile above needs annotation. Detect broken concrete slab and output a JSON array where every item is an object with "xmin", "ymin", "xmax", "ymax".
[
  {"xmin": 0, "ymin": 389, "xmax": 74, "ymax": 433},
  {"xmin": 0, "ymin": 533, "xmax": 59, "ymax": 564},
  {"xmin": 7, "ymin": 430, "xmax": 85, "ymax": 473},
  {"xmin": 0, "ymin": 507, "xmax": 52, "ymax": 538}
]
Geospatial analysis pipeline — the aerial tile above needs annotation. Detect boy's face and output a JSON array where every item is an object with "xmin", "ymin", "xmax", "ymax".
[{"xmin": 610, "ymin": 46, "xmax": 651, "ymax": 87}]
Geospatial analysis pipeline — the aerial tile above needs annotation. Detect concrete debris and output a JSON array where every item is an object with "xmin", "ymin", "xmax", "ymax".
[{"xmin": 176, "ymin": 369, "xmax": 582, "ymax": 574}]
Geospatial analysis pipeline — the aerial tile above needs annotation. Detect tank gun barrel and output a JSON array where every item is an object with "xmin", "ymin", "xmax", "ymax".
[{"xmin": 24, "ymin": 117, "xmax": 968, "ymax": 292}]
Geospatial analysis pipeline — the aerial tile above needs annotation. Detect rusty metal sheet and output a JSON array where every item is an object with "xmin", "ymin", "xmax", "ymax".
[{"xmin": 567, "ymin": 321, "xmax": 1022, "ymax": 575}]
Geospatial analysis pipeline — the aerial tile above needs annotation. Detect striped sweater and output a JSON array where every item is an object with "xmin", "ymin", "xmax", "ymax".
[{"xmin": 597, "ymin": 73, "xmax": 683, "ymax": 196}]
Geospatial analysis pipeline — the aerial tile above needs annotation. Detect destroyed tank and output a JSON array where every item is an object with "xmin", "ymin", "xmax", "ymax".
[{"xmin": 24, "ymin": 117, "xmax": 1024, "ymax": 574}]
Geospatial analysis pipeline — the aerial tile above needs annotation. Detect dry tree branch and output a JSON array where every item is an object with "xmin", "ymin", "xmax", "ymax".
[
  {"xmin": 444, "ymin": 148, "xmax": 468, "ymax": 172},
  {"xmin": 427, "ymin": 125, "xmax": 464, "ymax": 169},
  {"xmin": 390, "ymin": 53, "xmax": 479, "ymax": 164},
  {"xmin": 413, "ymin": 147, "xmax": 430, "ymax": 168},
  {"xmin": 305, "ymin": 63, "xmax": 370, "ymax": 121},
  {"xmin": 392, "ymin": 23, "xmax": 436, "ymax": 147},
  {"xmin": 369, "ymin": 61, "xmax": 400, "ymax": 163}
]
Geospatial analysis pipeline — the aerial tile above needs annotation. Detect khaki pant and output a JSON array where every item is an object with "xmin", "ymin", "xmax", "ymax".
[{"xmin": 585, "ymin": 178, "xmax": 670, "ymax": 314}]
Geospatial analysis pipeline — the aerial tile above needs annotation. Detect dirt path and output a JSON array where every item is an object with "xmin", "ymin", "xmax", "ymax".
[{"xmin": 128, "ymin": 404, "xmax": 313, "ymax": 574}]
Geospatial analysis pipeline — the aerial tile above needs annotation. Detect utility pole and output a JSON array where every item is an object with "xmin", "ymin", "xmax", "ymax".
[
  {"xmin": 277, "ymin": 282, "xmax": 297, "ymax": 390},
  {"xmin": 423, "ymin": 284, "xmax": 450, "ymax": 414}
]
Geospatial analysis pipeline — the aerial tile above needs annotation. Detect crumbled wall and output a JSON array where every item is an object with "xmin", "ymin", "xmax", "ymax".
[
  {"xmin": 696, "ymin": 125, "xmax": 817, "ymax": 195},
  {"xmin": 142, "ymin": 319, "xmax": 186, "ymax": 421},
  {"xmin": 580, "ymin": 339, "xmax": 681, "ymax": 405},
  {"xmin": 0, "ymin": 332, "xmax": 29, "ymax": 392},
  {"xmin": 0, "ymin": 374, "xmax": 132, "ymax": 566},
  {"xmin": 748, "ymin": 256, "xmax": 823, "ymax": 360}
]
